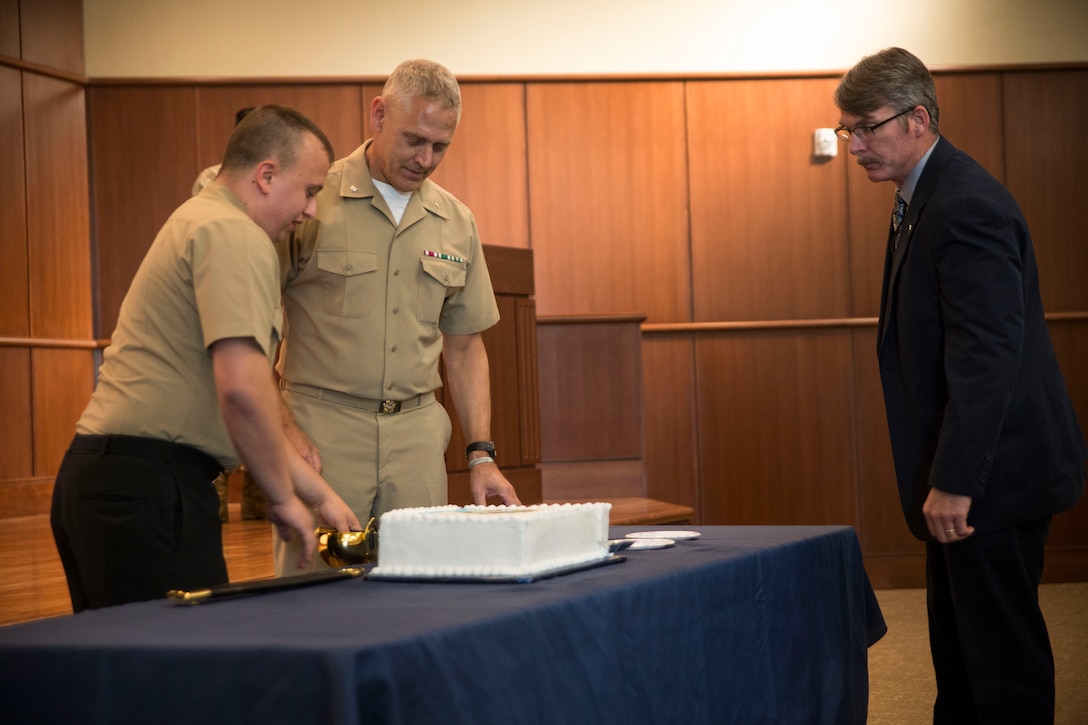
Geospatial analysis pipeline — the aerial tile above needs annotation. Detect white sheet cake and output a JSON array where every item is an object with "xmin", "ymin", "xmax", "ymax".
[{"xmin": 370, "ymin": 502, "xmax": 612, "ymax": 578}]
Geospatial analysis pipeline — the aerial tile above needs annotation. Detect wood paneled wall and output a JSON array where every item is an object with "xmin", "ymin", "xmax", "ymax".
[
  {"xmin": 536, "ymin": 316, "xmax": 646, "ymax": 501},
  {"xmin": 688, "ymin": 79, "xmax": 852, "ymax": 321},
  {"xmin": 88, "ymin": 83, "xmax": 374, "ymax": 335},
  {"xmin": 0, "ymin": 0, "xmax": 95, "ymax": 517},
  {"xmin": 2, "ymin": 2, "xmax": 1085, "ymax": 588},
  {"xmin": 528, "ymin": 82, "xmax": 693, "ymax": 321}
]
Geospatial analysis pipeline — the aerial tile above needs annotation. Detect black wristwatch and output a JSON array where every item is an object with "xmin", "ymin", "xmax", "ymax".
[{"xmin": 465, "ymin": 440, "xmax": 497, "ymax": 460}]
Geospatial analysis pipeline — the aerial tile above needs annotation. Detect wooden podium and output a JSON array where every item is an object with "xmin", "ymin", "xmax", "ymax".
[{"xmin": 445, "ymin": 246, "xmax": 542, "ymax": 504}]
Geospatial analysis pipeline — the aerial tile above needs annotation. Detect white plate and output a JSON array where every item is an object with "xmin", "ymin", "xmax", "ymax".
[
  {"xmin": 626, "ymin": 538, "xmax": 675, "ymax": 550},
  {"xmin": 625, "ymin": 530, "xmax": 701, "ymax": 541}
]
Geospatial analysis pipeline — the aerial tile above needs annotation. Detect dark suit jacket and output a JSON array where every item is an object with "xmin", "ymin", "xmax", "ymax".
[{"xmin": 877, "ymin": 136, "xmax": 1086, "ymax": 540}]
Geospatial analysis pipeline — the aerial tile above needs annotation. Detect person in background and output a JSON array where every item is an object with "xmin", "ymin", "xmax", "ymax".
[
  {"xmin": 191, "ymin": 107, "xmax": 255, "ymax": 196},
  {"xmin": 51, "ymin": 105, "xmax": 361, "ymax": 612},
  {"xmin": 273, "ymin": 59, "xmax": 521, "ymax": 575},
  {"xmin": 835, "ymin": 47, "xmax": 1086, "ymax": 723}
]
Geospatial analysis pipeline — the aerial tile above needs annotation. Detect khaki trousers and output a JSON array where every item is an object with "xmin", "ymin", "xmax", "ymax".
[{"xmin": 273, "ymin": 386, "xmax": 451, "ymax": 576}]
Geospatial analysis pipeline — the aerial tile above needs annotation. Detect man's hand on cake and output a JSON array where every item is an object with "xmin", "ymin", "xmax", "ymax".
[{"xmin": 470, "ymin": 462, "xmax": 523, "ymax": 506}]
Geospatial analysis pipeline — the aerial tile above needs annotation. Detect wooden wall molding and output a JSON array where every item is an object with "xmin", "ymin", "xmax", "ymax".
[
  {"xmin": 0, "ymin": 337, "xmax": 109, "ymax": 349},
  {"xmin": 0, "ymin": 55, "xmax": 87, "ymax": 84},
  {"xmin": 539, "ymin": 314, "xmax": 648, "ymax": 325},
  {"xmin": 643, "ymin": 317, "xmax": 879, "ymax": 333},
  {"xmin": 79, "ymin": 60, "xmax": 1088, "ymax": 87},
  {"xmin": 642, "ymin": 312, "xmax": 1088, "ymax": 333}
]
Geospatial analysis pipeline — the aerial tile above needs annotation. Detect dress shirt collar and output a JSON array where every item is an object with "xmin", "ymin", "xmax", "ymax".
[{"xmin": 898, "ymin": 137, "xmax": 940, "ymax": 204}]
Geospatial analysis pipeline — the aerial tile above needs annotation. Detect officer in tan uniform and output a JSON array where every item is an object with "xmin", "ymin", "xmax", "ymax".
[
  {"xmin": 274, "ymin": 60, "xmax": 521, "ymax": 575},
  {"xmin": 51, "ymin": 106, "xmax": 361, "ymax": 612}
]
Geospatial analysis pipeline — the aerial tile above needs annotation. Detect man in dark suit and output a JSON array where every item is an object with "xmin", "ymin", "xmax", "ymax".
[{"xmin": 835, "ymin": 47, "xmax": 1086, "ymax": 723}]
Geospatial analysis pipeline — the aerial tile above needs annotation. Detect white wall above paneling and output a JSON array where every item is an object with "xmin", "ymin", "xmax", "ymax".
[{"xmin": 82, "ymin": 0, "xmax": 1088, "ymax": 79}]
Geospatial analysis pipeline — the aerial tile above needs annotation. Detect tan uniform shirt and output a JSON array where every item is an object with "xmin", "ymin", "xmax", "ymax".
[
  {"xmin": 78, "ymin": 183, "xmax": 282, "ymax": 469},
  {"xmin": 277, "ymin": 140, "xmax": 499, "ymax": 400}
]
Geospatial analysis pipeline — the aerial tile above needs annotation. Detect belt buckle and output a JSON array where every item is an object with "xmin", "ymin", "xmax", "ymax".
[{"xmin": 380, "ymin": 400, "xmax": 401, "ymax": 414}]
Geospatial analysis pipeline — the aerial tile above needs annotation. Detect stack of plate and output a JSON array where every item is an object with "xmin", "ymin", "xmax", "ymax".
[{"xmin": 621, "ymin": 529, "xmax": 701, "ymax": 550}]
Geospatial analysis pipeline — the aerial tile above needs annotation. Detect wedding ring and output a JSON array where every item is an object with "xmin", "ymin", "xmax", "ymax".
[{"xmin": 944, "ymin": 528, "xmax": 955, "ymax": 534}]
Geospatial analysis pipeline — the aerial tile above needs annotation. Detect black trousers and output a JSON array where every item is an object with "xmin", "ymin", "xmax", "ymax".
[
  {"xmin": 50, "ymin": 434, "xmax": 227, "ymax": 612},
  {"xmin": 926, "ymin": 516, "xmax": 1054, "ymax": 724}
]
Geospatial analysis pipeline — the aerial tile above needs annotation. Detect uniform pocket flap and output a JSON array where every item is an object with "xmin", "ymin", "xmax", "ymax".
[
  {"xmin": 317, "ymin": 249, "xmax": 378, "ymax": 278},
  {"xmin": 420, "ymin": 256, "xmax": 467, "ymax": 288}
]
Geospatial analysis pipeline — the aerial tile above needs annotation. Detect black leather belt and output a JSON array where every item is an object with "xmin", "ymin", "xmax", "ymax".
[{"xmin": 69, "ymin": 434, "xmax": 223, "ymax": 480}]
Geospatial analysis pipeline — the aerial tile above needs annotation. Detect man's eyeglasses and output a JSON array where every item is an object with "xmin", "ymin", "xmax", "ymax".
[{"xmin": 834, "ymin": 108, "xmax": 913, "ymax": 143}]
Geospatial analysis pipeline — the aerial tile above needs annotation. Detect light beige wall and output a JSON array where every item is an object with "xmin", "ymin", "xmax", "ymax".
[{"xmin": 83, "ymin": 0, "xmax": 1088, "ymax": 78}]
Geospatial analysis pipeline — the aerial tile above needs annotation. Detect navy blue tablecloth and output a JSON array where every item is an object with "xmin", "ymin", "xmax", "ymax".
[{"xmin": 0, "ymin": 525, "xmax": 884, "ymax": 724}]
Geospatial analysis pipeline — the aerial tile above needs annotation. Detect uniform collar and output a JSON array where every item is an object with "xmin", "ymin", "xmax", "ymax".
[
  {"xmin": 336, "ymin": 140, "xmax": 451, "ymax": 222},
  {"xmin": 200, "ymin": 181, "xmax": 251, "ymax": 217}
]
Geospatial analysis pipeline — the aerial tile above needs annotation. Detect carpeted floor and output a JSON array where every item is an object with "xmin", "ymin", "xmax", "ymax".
[{"xmin": 868, "ymin": 583, "xmax": 1088, "ymax": 724}]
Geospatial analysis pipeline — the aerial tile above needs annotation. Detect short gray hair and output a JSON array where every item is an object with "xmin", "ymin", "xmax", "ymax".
[
  {"xmin": 382, "ymin": 59, "xmax": 462, "ymax": 123},
  {"xmin": 835, "ymin": 47, "xmax": 939, "ymax": 134}
]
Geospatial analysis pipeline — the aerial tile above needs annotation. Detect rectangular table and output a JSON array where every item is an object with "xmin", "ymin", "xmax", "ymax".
[{"xmin": 0, "ymin": 525, "xmax": 885, "ymax": 724}]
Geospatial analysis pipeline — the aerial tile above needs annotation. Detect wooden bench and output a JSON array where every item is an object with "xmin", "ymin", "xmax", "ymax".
[{"xmin": 544, "ymin": 497, "xmax": 694, "ymax": 526}]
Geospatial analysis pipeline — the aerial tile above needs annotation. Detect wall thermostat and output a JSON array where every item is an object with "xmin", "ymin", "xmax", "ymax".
[{"xmin": 812, "ymin": 128, "xmax": 838, "ymax": 158}]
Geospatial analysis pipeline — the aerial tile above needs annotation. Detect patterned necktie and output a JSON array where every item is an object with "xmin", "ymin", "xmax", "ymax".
[
  {"xmin": 892, "ymin": 191, "xmax": 906, "ymax": 233},
  {"xmin": 892, "ymin": 191, "xmax": 907, "ymax": 249}
]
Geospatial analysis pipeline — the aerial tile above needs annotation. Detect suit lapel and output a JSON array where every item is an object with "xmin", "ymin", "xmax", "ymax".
[
  {"xmin": 879, "ymin": 202, "xmax": 918, "ymax": 344},
  {"xmin": 876, "ymin": 224, "xmax": 896, "ymax": 344},
  {"xmin": 877, "ymin": 137, "xmax": 953, "ymax": 349}
]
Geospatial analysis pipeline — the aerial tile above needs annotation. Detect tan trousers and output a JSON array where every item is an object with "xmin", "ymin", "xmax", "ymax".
[{"xmin": 273, "ymin": 386, "xmax": 451, "ymax": 576}]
